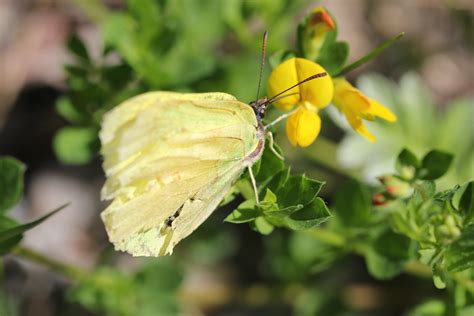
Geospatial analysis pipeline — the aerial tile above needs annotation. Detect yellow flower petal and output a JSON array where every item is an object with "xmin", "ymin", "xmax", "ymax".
[
  {"xmin": 344, "ymin": 107, "xmax": 376, "ymax": 143},
  {"xmin": 285, "ymin": 106, "xmax": 321, "ymax": 147},
  {"xmin": 367, "ymin": 98, "xmax": 397, "ymax": 122},
  {"xmin": 332, "ymin": 77, "xmax": 396, "ymax": 142},
  {"xmin": 268, "ymin": 58, "xmax": 333, "ymax": 111},
  {"xmin": 332, "ymin": 78, "xmax": 370, "ymax": 113}
]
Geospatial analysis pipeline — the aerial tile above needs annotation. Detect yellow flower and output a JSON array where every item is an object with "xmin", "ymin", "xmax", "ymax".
[
  {"xmin": 285, "ymin": 106, "xmax": 321, "ymax": 147},
  {"xmin": 267, "ymin": 57, "xmax": 333, "ymax": 147},
  {"xmin": 332, "ymin": 78, "xmax": 397, "ymax": 142},
  {"xmin": 302, "ymin": 7, "xmax": 336, "ymax": 60}
]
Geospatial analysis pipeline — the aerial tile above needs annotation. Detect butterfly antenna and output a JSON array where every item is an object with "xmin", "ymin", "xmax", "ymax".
[
  {"xmin": 267, "ymin": 72, "xmax": 327, "ymax": 104},
  {"xmin": 255, "ymin": 31, "xmax": 268, "ymax": 101}
]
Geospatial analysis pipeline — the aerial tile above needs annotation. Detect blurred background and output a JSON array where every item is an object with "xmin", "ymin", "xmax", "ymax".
[{"xmin": 0, "ymin": 0, "xmax": 473, "ymax": 315}]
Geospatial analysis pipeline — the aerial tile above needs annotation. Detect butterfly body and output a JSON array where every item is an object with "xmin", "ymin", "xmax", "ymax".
[{"xmin": 100, "ymin": 91, "xmax": 265, "ymax": 256}]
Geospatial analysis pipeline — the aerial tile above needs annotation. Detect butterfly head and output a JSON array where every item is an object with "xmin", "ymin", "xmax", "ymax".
[{"xmin": 249, "ymin": 97, "xmax": 269, "ymax": 121}]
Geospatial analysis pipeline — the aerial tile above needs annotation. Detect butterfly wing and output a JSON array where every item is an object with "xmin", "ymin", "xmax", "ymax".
[{"xmin": 100, "ymin": 92, "xmax": 263, "ymax": 256}]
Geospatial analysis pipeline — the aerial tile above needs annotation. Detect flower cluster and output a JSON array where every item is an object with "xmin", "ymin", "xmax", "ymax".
[{"xmin": 267, "ymin": 7, "xmax": 397, "ymax": 147}]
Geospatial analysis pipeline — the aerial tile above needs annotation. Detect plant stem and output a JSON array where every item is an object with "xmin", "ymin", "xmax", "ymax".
[
  {"xmin": 334, "ymin": 32, "xmax": 405, "ymax": 77},
  {"xmin": 305, "ymin": 227, "xmax": 435, "ymax": 279},
  {"xmin": 445, "ymin": 283, "xmax": 457, "ymax": 316},
  {"xmin": 304, "ymin": 227, "xmax": 346, "ymax": 247},
  {"xmin": 12, "ymin": 246, "xmax": 86, "ymax": 281}
]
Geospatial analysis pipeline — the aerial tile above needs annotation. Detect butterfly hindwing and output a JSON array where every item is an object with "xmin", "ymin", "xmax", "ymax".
[{"xmin": 100, "ymin": 92, "xmax": 262, "ymax": 256}]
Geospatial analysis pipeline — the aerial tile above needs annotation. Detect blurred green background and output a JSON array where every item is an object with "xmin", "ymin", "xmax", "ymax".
[{"xmin": 0, "ymin": 0, "xmax": 473, "ymax": 315}]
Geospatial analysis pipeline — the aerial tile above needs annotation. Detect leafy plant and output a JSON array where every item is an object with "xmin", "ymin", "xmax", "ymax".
[{"xmin": 0, "ymin": 156, "xmax": 67, "ymax": 255}]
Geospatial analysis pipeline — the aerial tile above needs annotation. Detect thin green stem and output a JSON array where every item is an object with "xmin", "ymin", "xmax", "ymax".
[
  {"xmin": 450, "ymin": 271, "xmax": 474, "ymax": 293},
  {"xmin": 445, "ymin": 283, "xmax": 457, "ymax": 316},
  {"xmin": 334, "ymin": 32, "xmax": 405, "ymax": 77},
  {"xmin": 304, "ymin": 227, "xmax": 346, "ymax": 247},
  {"xmin": 12, "ymin": 246, "xmax": 86, "ymax": 281},
  {"xmin": 305, "ymin": 227, "xmax": 433, "ymax": 279}
]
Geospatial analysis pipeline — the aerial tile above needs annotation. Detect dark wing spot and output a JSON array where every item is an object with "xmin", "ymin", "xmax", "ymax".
[{"xmin": 166, "ymin": 204, "xmax": 184, "ymax": 227}]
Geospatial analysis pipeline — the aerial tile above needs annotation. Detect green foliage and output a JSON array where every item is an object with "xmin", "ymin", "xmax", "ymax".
[
  {"xmin": 53, "ymin": 127, "xmax": 98, "ymax": 164},
  {"xmin": 419, "ymin": 150, "xmax": 454, "ymax": 180},
  {"xmin": 0, "ymin": 156, "xmax": 68, "ymax": 255},
  {"xmin": 55, "ymin": 0, "xmax": 310, "ymax": 165},
  {"xmin": 365, "ymin": 230, "xmax": 413, "ymax": 279},
  {"xmin": 316, "ymin": 41, "xmax": 349, "ymax": 75},
  {"xmin": 0, "ymin": 156, "xmax": 25, "ymax": 213},
  {"xmin": 54, "ymin": 33, "xmax": 140, "ymax": 165},
  {"xmin": 68, "ymin": 260, "xmax": 182, "ymax": 316},
  {"xmin": 294, "ymin": 7, "xmax": 402, "ymax": 76},
  {"xmin": 445, "ymin": 224, "xmax": 474, "ymax": 272},
  {"xmin": 226, "ymin": 144, "xmax": 330, "ymax": 234},
  {"xmin": 0, "ymin": 204, "xmax": 68, "ymax": 256},
  {"xmin": 395, "ymin": 148, "xmax": 453, "ymax": 181},
  {"xmin": 0, "ymin": 216, "xmax": 22, "ymax": 256},
  {"xmin": 407, "ymin": 300, "xmax": 445, "ymax": 316},
  {"xmin": 0, "ymin": 291, "xmax": 18, "ymax": 316},
  {"xmin": 334, "ymin": 179, "xmax": 371, "ymax": 227}
]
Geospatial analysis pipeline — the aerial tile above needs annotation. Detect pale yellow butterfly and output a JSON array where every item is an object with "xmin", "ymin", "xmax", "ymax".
[{"xmin": 99, "ymin": 33, "xmax": 326, "ymax": 256}]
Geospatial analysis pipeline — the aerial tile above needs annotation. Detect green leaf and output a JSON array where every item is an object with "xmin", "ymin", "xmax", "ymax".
[
  {"xmin": 68, "ymin": 267, "xmax": 135, "ymax": 316},
  {"xmin": 396, "ymin": 148, "xmax": 420, "ymax": 173},
  {"xmin": 55, "ymin": 97, "xmax": 85, "ymax": 124},
  {"xmin": 284, "ymin": 198, "xmax": 331, "ymax": 230},
  {"xmin": 452, "ymin": 181, "xmax": 473, "ymax": 222},
  {"xmin": 432, "ymin": 272, "xmax": 446, "ymax": 289},
  {"xmin": 102, "ymin": 64, "xmax": 133, "ymax": 90},
  {"xmin": 0, "ymin": 156, "xmax": 25, "ymax": 213},
  {"xmin": 0, "ymin": 215, "xmax": 22, "ymax": 255},
  {"xmin": 316, "ymin": 41, "xmax": 349, "ymax": 75},
  {"xmin": 69, "ymin": 260, "xmax": 183, "ymax": 316},
  {"xmin": 366, "ymin": 230, "xmax": 412, "ymax": 280},
  {"xmin": 275, "ymin": 175, "xmax": 324, "ymax": 209},
  {"xmin": 67, "ymin": 33, "xmax": 90, "ymax": 62},
  {"xmin": 255, "ymin": 144, "xmax": 286, "ymax": 184},
  {"xmin": 334, "ymin": 179, "xmax": 371, "ymax": 227},
  {"xmin": 257, "ymin": 188, "xmax": 279, "ymax": 212},
  {"xmin": 64, "ymin": 65, "xmax": 89, "ymax": 78},
  {"xmin": 265, "ymin": 168, "xmax": 291, "ymax": 195},
  {"xmin": 418, "ymin": 150, "xmax": 453, "ymax": 180},
  {"xmin": 53, "ymin": 127, "xmax": 98, "ymax": 165},
  {"xmin": 264, "ymin": 205, "xmax": 303, "ymax": 222},
  {"xmin": 252, "ymin": 217, "xmax": 274, "ymax": 235},
  {"xmin": 365, "ymin": 248, "xmax": 405, "ymax": 280},
  {"xmin": 335, "ymin": 32, "xmax": 404, "ymax": 76},
  {"xmin": 225, "ymin": 200, "xmax": 260, "ymax": 224},
  {"xmin": 406, "ymin": 300, "xmax": 445, "ymax": 316},
  {"xmin": 269, "ymin": 50, "xmax": 296, "ymax": 69},
  {"xmin": 0, "ymin": 203, "xmax": 68, "ymax": 244},
  {"xmin": 445, "ymin": 224, "xmax": 474, "ymax": 272},
  {"xmin": 374, "ymin": 230, "xmax": 412, "ymax": 260}
]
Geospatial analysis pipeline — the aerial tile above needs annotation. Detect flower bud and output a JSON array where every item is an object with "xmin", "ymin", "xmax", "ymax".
[
  {"xmin": 399, "ymin": 165, "xmax": 416, "ymax": 181},
  {"xmin": 435, "ymin": 215, "xmax": 461, "ymax": 245},
  {"xmin": 372, "ymin": 193, "xmax": 387, "ymax": 206},
  {"xmin": 301, "ymin": 7, "xmax": 335, "ymax": 60},
  {"xmin": 378, "ymin": 175, "xmax": 412, "ymax": 198}
]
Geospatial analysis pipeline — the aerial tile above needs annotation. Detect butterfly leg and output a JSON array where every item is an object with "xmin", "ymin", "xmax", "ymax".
[
  {"xmin": 264, "ymin": 108, "xmax": 298, "ymax": 130},
  {"xmin": 247, "ymin": 166, "xmax": 260, "ymax": 204},
  {"xmin": 266, "ymin": 131, "xmax": 284, "ymax": 161}
]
